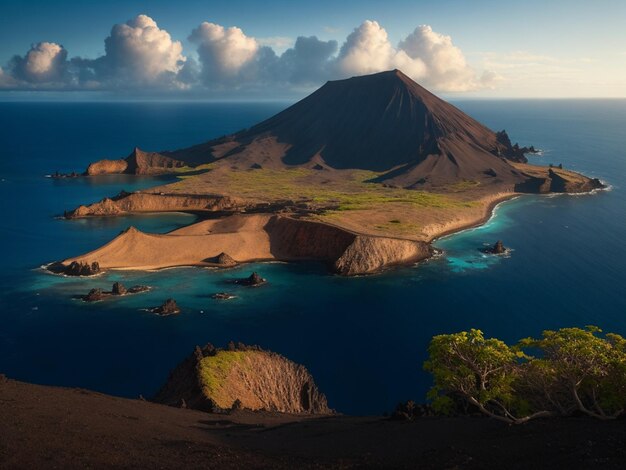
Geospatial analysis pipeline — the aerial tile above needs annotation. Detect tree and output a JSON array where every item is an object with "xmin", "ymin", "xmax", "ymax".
[
  {"xmin": 518, "ymin": 326, "xmax": 626, "ymax": 419},
  {"xmin": 423, "ymin": 329, "xmax": 550, "ymax": 424},
  {"xmin": 423, "ymin": 326, "xmax": 626, "ymax": 423}
]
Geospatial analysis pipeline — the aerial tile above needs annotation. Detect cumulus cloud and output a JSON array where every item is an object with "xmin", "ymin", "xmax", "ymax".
[
  {"xmin": 0, "ymin": 15, "xmax": 496, "ymax": 94},
  {"xmin": 84, "ymin": 14, "xmax": 186, "ymax": 88},
  {"xmin": 398, "ymin": 25, "xmax": 486, "ymax": 92},
  {"xmin": 189, "ymin": 22, "xmax": 258, "ymax": 82},
  {"xmin": 336, "ymin": 21, "xmax": 425, "ymax": 79},
  {"xmin": 8, "ymin": 42, "xmax": 69, "ymax": 83},
  {"xmin": 336, "ymin": 20, "xmax": 397, "ymax": 75},
  {"xmin": 1, "ymin": 15, "xmax": 186, "ymax": 90},
  {"xmin": 335, "ymin": 21, "xmax": 493, "ymax": 92},
  {"xmin": 270, "ymin": 36, "xmax": 338, "ymax": 85}
]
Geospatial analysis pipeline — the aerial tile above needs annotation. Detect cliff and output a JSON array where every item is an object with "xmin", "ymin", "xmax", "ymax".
[
  {"xmin": 153, "ymin": 343, "xmax": 331, "ymax": 414},
  {"xmin": 53, "ymin": 214, "xmax": 431, "ymax": 275},
  {"xmin": 512, "ymin": 163, "xmax": 605, "ymax": 194},
  {"xmin": 66, "ymin": 191, "xmax": 247, "ymax": 218},
  {"xmin": 334, "ymin": 235, "xmax": 431, "ymax": 275},
  {"xmin": 85, "ymin": 147, "xmax": 186, "ymax": 176}
]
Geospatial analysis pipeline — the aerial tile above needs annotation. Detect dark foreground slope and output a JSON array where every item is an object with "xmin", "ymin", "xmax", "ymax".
[{"xmin": 2, "ymin": 376, "xmax": 626, "ymax": 469}]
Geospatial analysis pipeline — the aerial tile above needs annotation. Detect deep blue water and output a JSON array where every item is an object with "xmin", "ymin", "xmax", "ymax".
[{"xmin": 0, "ymin": 99, "xmax": 624, "ymax": 415}]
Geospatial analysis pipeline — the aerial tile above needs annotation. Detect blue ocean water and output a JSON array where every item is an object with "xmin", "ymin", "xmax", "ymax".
[{"xmin": 0, "ymin": 99, "xmax": 624, "ymax": 415}]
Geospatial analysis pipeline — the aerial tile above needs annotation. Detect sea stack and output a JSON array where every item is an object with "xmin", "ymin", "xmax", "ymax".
[
  {"xmin": 486, "ymin": 240, "xmax": 507, "ymax": 254},
  {"xmin": 152, "ymin": 299, "xmax": 181, "ymax": 316}
]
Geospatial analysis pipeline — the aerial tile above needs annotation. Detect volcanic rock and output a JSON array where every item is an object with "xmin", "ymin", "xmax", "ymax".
[
  {"xmin": 57, "ymin": 261, "xmax": 101, "ymax": 276},
  {"xmin": 128, "ymin": 285, "xmax": 150, "ymax": 294},
  {"xmin": 152, "ymin": 298, "xmax": 181, "ymax": 316},
  {"xmin": 111, "ymin": 282, "xmax": 127, "ymax": 295},
  {"xmin": 153, "ymin": 342, "xmax": 331, "ymax": 414},
  {"xmin": 211, "ymin": 292, "xmax": 236, "ymax": 300},
  {"xmin": 83, "ymin": 288, "xmax": 105, "ymax": 302},
  {"xmin": 485, "ymin": 240, "xmax": 506, "ymax": 255},
  {"xmin": 163, "ymin": 69, "xmax": 535, "ymax": 188},
  {"xmin": 85, "ymin": 148, "xmax": 186, "ymax": 176},
  {"xmin": 233, "ymin": 272, "xmax": 266, "ymax": 286},
  {"xmin": 214, "ymin": 252, "xmax": 237, "ymax": 266}
]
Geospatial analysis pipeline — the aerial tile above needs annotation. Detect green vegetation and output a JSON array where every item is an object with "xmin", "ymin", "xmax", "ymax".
[
  {"xmin": 198, "ymin": 350, "xmax": 247, "ymax": 397},
  {"xmin": 446, "ymin": 180, "xmax": 481, "ymax": 192},
  {"xmin": 210, "ymin": 167, "xmax": 472, "ymax": 211},
  {"xmin": 424, "ymin": 327, "xmax": 626, "ymax": 424},
  {"xmin": 169, "ymin": 166, "xmax": 476, "ymax": 210}
]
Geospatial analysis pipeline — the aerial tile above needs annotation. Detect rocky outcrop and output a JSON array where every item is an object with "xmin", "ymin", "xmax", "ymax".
[
  {"xmin": 484, "ymin": 240, "xmax": 506, "ymax": 255},
  {"xmin": 65, "ymin": 191, "xmax": 246, "ymax": 218},
  {"xmin": 152, "ymin": 298, "xmax": 180, "ymax": 316},
  {"xmin": 211, "ymin": 292, "xmax": 236, "ymax": 300},
  {"xmin": 128, "ymin": 285, "xmax": 150, "ymax": 294},
  {"xmin": 84, "ymin": 148, "xmax": 187, "ymax": 176},
  {"xmin": 494, "ymin": 130, "xmax": 537, "ymax": 163},
  {"xmin": 232, "ymin": 272, "xmax": 267, "ymax": 286},
  {"xmin": 514, "ymin": 164, "xmax": 605, "ymax": 194},
  {"xmin": 49, "ymin": 260, "xmax": 101, "ymax": 276},
  {"xmin": 83, "ymin": 288, "xmax": 105, "ymax": 302},
  {"xmin": 125, "ymin": 148, "xmax": 186, "ymax": 175},
  {"xmin": 50, "ymin": 171, "xmax": 80, "ymax": 179},
  {"xmin": 333, "ymin": 236, "xmax": 432, "ymax": 275},
  {"xmin": 112, "ymin": 282, "xmax": 127, "ymax": 295},
  {"xmin": 85, "ymin": 159, "xmax": 128, "ymax": 176},
  {"xmin": 153, "ymin": 343, "xmax": 332, "ymax": 414},
  {"xmin": 214, "ymin": 252, "xmax": 237, "ymax": 266},
  {"xmin": 78, "ymin": 283, "xmax": 150, "ymax": 302}
]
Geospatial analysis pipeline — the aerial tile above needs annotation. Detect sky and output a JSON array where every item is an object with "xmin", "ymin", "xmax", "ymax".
[{"xmin": 0, "ymin": 0, "xmax": 625, "ymax": 99}]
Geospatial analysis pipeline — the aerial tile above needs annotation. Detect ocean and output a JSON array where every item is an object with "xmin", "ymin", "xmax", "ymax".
[{"xmin": 0, "ymin": 99, "xmax": 624, "ymax": 415}]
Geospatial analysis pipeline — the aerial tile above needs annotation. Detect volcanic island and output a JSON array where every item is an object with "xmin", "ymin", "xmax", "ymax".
[{"xmin": 50, "ymin": 70, "xmax": 604, "ymax": 276}]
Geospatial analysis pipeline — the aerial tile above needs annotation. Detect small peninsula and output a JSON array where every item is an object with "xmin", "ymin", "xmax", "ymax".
[{"xmin": 51, "ymin": 70, "xmax": 604, "ymax": 276}]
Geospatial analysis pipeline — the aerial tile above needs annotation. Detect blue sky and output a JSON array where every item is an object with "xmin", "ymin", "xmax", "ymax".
[{"xmin": 1, "ymin": 0, "xmax": 625, "ymax": 98}]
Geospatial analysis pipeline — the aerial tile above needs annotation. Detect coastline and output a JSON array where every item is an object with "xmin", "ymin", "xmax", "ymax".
[
  {"xmin": 429, "ymin": 193, "xmax": 521, "ymax": 243},
  {"xmin": 423, "ymin": 192, "xmax": 520, "ymax": 243},
  {"xmin": 48, "ymin": 177, "xmax": 609, "ymax": 277}
]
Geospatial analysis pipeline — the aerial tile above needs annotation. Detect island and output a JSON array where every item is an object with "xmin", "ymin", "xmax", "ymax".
[{"xmin": 49, "ymin": 70, "xmax": 604, "ymax": 276}]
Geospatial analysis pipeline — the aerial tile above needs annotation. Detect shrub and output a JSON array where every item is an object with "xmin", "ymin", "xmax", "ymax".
[{"xmin": 424, "ymin": 326, "xmax": 626, "ymax": 423}]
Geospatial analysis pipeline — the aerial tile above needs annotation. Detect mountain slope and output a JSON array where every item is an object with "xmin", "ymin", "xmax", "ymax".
[{"xmin": 165, "ymin": 69, "xmax": 528, "ymax": 187}]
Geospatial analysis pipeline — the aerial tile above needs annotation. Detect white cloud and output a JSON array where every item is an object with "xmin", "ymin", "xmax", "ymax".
[
  {"xmin": 334, "ymin": 21, "xmax": 495, "ymax": 92},
  {"xmin": 9, "ymin": 42, "xmax": 69, "ymax": 83},
  {"xmin": 274, "ymin": 36, "xmax": 338, "ymax": 85},
  {"xmin": 336, "ymin": 21, "xmax": 425, "ymax": 79},
  {"xmin": 257, "ymin": 36, "xmax": 294, "ymax": 53},
  {"xmin": 189, "ymin": 22, "xmax": 258, "ymax": 81},
  {"xmin": 0, "ymin": 16, "xmax": 496, "ymax": 94},
  {"xmin": 398, "ymin": 25, "xmax": 487, "ymax": 92},
  {"xmin": 95, "ymin": 14, "xmax": 186, "ymax": 85},
  {"xmin": 337, "ymin": 21, "xmax": 400, "ymax": 75}
]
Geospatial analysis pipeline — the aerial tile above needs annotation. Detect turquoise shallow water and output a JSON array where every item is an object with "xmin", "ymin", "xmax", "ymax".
[{"xmin": 0, "ymin": 100, "xmax": 625, "ymax": 414}]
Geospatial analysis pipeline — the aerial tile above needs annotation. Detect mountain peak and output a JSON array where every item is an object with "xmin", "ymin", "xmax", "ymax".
[{"xmin": 167, "ymin": 70, "xmax": 529, "ymax": 187}]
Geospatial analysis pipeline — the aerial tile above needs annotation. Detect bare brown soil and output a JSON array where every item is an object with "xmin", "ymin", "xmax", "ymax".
[{"xmin": 2, "ymin": 376, "xmax": 625, "ymax": 469}]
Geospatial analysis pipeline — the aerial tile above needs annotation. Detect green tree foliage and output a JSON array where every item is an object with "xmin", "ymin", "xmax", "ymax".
[
  {"xmin": 519, "ymin": 327, "xmax": 626, "ymax": 419},
  {"xmin": 424, "ymin": 326, "xmax": 626, "ymax": 424}
]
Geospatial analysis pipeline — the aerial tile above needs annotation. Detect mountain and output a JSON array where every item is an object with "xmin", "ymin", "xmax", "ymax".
[{"xmin": 162, "ymin": 69, "xmax": 530, "ymax": 187}]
